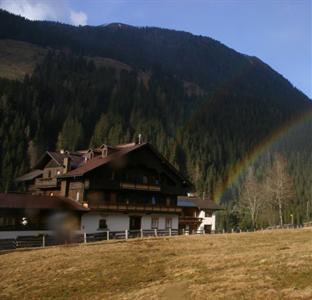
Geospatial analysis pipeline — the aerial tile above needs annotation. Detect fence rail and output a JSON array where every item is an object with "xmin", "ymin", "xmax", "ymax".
[
  {"xmin": 0, "ymin": 229, "xmax": 183, "ymax": 251},
  {"xmin": 2, "ymin": 224, "xmax": 309, "ymax": 251}
]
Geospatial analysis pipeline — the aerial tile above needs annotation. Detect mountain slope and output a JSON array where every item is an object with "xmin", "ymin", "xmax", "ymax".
[
  {"xmin": 0, "ymin": 9, "xmax": 256, "ymax": 92},
  {"xmin": 0, "ymin": 10, "xmax": 311, "ymax": 224}
]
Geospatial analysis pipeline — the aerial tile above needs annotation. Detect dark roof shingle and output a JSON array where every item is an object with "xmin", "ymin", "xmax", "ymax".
[{"xmin": 178, "ymin": 197, "xmax": 223, "ymax": 210}]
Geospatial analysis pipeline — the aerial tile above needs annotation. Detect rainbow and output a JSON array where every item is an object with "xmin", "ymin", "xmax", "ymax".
[{"xmin": 214, "ymin": 108, "xmax": 312, "ymax": 203}]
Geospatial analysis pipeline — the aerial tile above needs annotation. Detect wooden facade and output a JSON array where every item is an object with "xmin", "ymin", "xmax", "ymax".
[{"xmin": 14, "ymin": 142, "xmax": 193, "ymax": 233}]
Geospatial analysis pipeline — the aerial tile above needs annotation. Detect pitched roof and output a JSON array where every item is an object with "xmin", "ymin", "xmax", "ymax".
[
  {"xmin": 33, "ymin": 151, "xmax": 84, "ymax": 170},
  {"xmin": 60, "ymin": 143, "xmax": 144, "ymax": 178},
  {"xmin": 0, "ymin": 193, "xmax": 89, "ymax": 211},
  {"xmin": 177, "ymin": 199, "xmax": 197, "ymax": 207},
  {"xmin": 47, "ymin": 151, "xmax": 84, "ymax": 168},
  {"xmin": 15, "ymin": 169, "xmax": 43, "ymax": 182},
  {"xmin": 58, "ymin": 143, "xmax": 192, "ymax": 186},
  {"xmin": 178, "ymin": 197, "xmax": 223, "ymax": 210}
]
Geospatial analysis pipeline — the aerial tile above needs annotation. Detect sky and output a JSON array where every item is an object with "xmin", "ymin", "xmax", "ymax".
[{"xmin": 0, "ymin": 0, "xmax": 311, "ymax": 98}]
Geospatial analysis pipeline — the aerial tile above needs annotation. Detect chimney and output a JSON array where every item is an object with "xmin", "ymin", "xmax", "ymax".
[{"xmin": 63, "ymin": 156, "xmax": 71, "ymax": 174}]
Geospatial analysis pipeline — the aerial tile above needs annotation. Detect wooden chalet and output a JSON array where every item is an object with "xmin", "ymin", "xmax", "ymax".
[{"xmin": 14, "ymin": 142, "xmax": 193, "ymax": 234}]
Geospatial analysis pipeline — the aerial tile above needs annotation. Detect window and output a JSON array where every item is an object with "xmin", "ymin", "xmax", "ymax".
[
  {"xmin": 0, "ymin": 217, "xmax": 16, "ymax": 227},
  {"xmin": 151, "ymin": 217, "xmax": 159, "ymax": 229},
  {"xmin": 165, "ymin": 217, "xmax": 172, "ymax": 229},
  {"xmin": 205, "ymin": 211, "xmax": 213, "ymax": 218},
  {"xmin": 98, "ymin": 219, "xmax": 107, "ymax": 230},
  {"xmin": 142, "ymin": 175, "xmax": 148, "ymax": 184}
]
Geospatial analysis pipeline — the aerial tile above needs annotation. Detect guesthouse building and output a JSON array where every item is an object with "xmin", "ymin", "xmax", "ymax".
[{"xmin": 12, "ymin": 142, "xmax": 193, "ymax": 235}]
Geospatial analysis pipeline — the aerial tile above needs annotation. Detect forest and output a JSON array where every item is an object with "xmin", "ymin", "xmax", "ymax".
[{"xmin": 0, "ymin": 10, "xmax": 311, "ymax": 229}]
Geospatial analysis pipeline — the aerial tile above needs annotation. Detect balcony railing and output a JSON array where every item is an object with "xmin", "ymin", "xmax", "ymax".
[
  {"xmin": 120, "ymin": 182, "xmax": 161, "ymax": 192},
  {"xmin": 88, "ymin": 203, "xmax": 182, "ymax": 213},
  {"xmin": 35, "ymin": 177, "xmax": 58, "ymax": 188}
]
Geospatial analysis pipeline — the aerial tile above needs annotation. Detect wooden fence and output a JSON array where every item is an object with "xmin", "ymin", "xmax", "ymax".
[{"xmin": 0, "ymin": 228, "xmax": 183, "ymax": 251}]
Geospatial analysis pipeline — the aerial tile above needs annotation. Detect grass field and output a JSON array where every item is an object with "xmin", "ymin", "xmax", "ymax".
[{"xmin": 1, "ymin": 229, "xmax": 312, "ymax": 300}]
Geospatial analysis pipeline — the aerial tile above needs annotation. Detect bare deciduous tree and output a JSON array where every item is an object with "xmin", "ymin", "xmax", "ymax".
[
  {"xmin": 265, "ymin": 153, "xmax": 296, "ymax": 227},
  {"xmin": 238, "ymin": 168, "xmax": 265, "ymax": 229}
]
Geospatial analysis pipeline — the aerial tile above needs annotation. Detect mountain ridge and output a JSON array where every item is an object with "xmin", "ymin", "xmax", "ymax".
[{"xmin": 0, "ymin": 9, "xmax": 311, "ymax": 224}]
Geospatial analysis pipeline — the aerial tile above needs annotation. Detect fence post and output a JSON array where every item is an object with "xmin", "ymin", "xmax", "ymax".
[
  {"xmin": 169, "ymin": 228, "xmax": 172, "ymax": 236},
  {"xmin": 106, "ymin": 230, "xmax": 109, "ymax": 241},
  {"xmin": 140, "ymin": 228, "xmax": 143, "ymax": 238},
  {"xmin": 154, "ymin": 228, "xmax": 157, "ymax": 237},
  {"xmin": 42, "ymin": 235, "xmax": 45, "ymax": 248},
  {"xmin": 125, "ymin": 229, "xmax": 128, "ymax": 240}
]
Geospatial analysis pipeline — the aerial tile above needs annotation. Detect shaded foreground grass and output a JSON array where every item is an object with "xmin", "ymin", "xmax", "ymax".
[{"xmin": 0, "ymin": 229, "xmax": 312, "ymax": 300}]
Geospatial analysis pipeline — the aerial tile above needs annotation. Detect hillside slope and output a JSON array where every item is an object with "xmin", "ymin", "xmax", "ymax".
[
  {"xmin": 0, "ymin": 10, "xmax": 311, "ymax": 225},
  {"xmin": 1, "ymin": 230, "xmax": 312, "ymax": 300}
]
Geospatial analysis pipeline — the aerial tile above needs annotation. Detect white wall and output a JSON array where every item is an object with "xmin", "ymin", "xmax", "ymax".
[
  {"xmin": 81, "ymin": 212, "xmax": 179, "ymax": 233},
  {"xmin": 141, "ymin": 214, "xmax": 179, "ymax": 230},
  {"xmin": 197, "ymin": 210, "xmax": 217, "ymax": 232}
]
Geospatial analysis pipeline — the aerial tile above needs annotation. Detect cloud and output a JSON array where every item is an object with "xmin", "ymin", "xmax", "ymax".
[
  {"xmin": 70, "ymin": 10, "xmax": 88, "ymax": 26},
  {"xmin": 0, "ymin": 0, "xmax": 88, "ymax": 26},
  {"xmin": 0, "ymin": 0, "xmax": 60, "ymax": 21}
]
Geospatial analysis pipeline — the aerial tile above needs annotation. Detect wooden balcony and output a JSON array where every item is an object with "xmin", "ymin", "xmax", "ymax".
[
  {"xmin": 120, "ymin": 182, "xmax": 161, "ymax": 192},
  {"xmin": 35, "ymin": 178, "xmax": 58, "ymax": 188},
  {"xmin": 88, "ymin": 203, "xmax": 182, "ymax": 213}
]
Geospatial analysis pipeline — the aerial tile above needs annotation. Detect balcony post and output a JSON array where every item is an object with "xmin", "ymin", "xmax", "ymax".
[
  {"xmin": 154, "ymin": 228, "xmax": 157, "ymax": 237},
  {"xmin": 125, "ymin": 229, "xmax": 128, "ymax": 240},
  {"xmin": 169, "ymin": 228, "xmax": 172, "ymax": 236},
  {"xmin": 42, "ymin": 235, "xmax": 45, "ymax": 248},
  {"xmin": 106, "ymin": 230, "xmax": 109, "ymax": 241},
  {"xmin": 83, "ymin": 232, "xmax": 87, "ymax": 243},
  {"xmin": 140, "ymin": 228, "xmax": 143, "ymax": 238}
]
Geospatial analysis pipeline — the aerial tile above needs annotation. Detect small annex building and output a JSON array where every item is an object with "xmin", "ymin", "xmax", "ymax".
[{"xmin": 177, "ymin": 195, "xmax": 222, "ymax": 234}]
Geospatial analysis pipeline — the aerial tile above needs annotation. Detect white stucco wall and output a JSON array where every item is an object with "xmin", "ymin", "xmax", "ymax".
[
  {"xmin": 197, "ymin": 210, "xmax": 216, "ymax": 232},
  {"xmin": 81, "ymin": 212, "xmax": 179, "ymax": 233}
]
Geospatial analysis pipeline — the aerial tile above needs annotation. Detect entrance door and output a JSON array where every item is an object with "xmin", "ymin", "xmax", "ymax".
[
  {"xmin": 204, "ymin": 225, "xmax": 212, "ymax": 234},
  {"xmin": 129, "ymin": 216, "xmax": 141, "ymax": 230}
]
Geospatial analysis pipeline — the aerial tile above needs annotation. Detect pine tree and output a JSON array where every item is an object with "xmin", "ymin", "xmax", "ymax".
[{"xmin": 57, "ymin": 116, "xmax": 84, "ymax": 151}]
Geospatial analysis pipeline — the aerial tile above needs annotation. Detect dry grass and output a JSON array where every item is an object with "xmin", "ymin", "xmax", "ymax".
[{"xmin": 1, "ymin": 229, "xmax": 312, "ymax": 300}]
